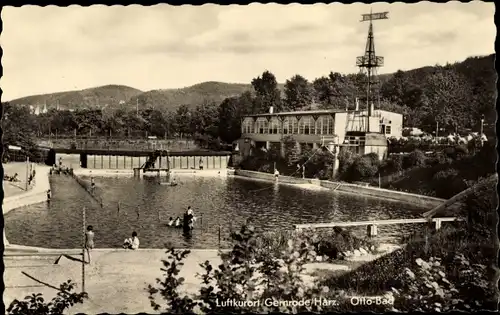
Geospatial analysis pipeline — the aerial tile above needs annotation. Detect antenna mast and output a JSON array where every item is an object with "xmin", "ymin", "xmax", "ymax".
[{"xmin": 356, "ymin": 10, "xmax": 388, "ymax": 132}]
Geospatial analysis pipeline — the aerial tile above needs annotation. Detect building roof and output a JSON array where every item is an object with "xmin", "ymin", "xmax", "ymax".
[{"xmin": 245, "ymin": 109, "xmax": 345, "ymax": 117}]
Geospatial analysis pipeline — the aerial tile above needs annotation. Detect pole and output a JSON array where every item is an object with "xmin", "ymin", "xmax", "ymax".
[
  {"xmin": 136, "ymin": 98, "xmax": 139, "ymax": 117},
  {"xmin": 435, "ymin": 121, "xmax": 439, "ymax": 139},
  {"xmin": 480, "ymin": 115, "xmax": 485, "ymax": 147},
  {"xmin": 378, "ymin": 172, "xmax": 381, "ymax": 188},
  {"xmin": 218, "ymin": 225, "xmax": 221, "ymax": 249},
  {"xmin": 82, "ymin": 206, "xmax": 86, "ymax": 292},
  {"xmin": 25, "ymin": 156, "xmax": 30, "ymax": 191}
]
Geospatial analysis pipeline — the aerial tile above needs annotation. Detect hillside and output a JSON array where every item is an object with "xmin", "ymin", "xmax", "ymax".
[
  {"xmin": 7, "ymin": 54, "xmax": 493, "ymax": 113},
  {"xmin": 128, "ymin": 82, "xmax": 257, "ymax": 111},
  {"xmin": 7, "ymin": 81, "xmax": 267, "ymax": 112},
  {"xmin": 8, "ymin": 85, "xmax": 144, "ymax": 111}
]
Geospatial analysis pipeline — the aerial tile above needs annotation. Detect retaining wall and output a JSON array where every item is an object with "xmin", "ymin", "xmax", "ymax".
[
  {"xmin": 234, "ymin": 169, "xmax": 445, "ymax": 208},
  {"xmin": 319, "ymin": 181, "xmax": 445, "ymax": 208}
]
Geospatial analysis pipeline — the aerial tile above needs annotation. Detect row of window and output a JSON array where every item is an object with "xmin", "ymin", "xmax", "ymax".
[{"xmin": 242, "ymin": 116, "xmax": 335, "ymax": 135}]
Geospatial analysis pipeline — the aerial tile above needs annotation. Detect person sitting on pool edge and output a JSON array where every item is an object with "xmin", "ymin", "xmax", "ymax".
[{"xmin": 123, "ymin": 231, "xmax": 140, "ymax": 250}]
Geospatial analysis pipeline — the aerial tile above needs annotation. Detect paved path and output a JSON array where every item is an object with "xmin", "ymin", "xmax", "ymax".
[
  {"xmin": 3, "ymin": 242, "xmax": 401, "ymax": 314},
  {"xmin": 4, "ymin": 249, "xmax": 220, "ymax": 314},
  {"xmin": 3, "ymin": 165, "xmax": 51, "ymax": 215},
  {"xmin": 3, "ymin": 162, "xmax": 34, "ymax": 198}
]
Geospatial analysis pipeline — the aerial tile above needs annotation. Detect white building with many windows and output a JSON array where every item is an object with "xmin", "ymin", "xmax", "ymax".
[{"xmin": 234, "ymin": 107, "xmax": 403, "ymax": 162}]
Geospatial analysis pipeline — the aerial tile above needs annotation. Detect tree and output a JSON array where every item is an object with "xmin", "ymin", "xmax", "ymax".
[
  {"xmin": 218, "ymin": 92, "xmax": 253, "ymax": 144},
  {"xmin": 251, "ymin": 70, "xmax": 282, "ymax": 113},
  {"xmin": 174, "ymin": 105, "xmax": 192, "ymax": 137},
  {"xmin": 312, "ymin": 72, "xmax": 353, "ymax": 109},
  {"xmin": 380, "ymin": 70, "xmax": 408, "ymax": 106},
  {"xmin": 48, "ymin": 109, "xmax": 77, "ymax": 135},
  {"xmin": 191, "ymin": 101, "xmax": 220, "ymax": 148},
  {"xmin": 73, "ymin": 109, "xmax": 104, "ymax": 135},
  {"xmin": 1, "ymin": 103, "xmax": 39, "ymax": 159},
  {"xmin": 283, "ymin": 75, "xmax": 313, "ymax": 111},
  {"xmin": 123, "ymin": 110, "xmax": 145, "ymax": 137},
  {"xmin": 420, "ymin": 68, "xmax": 472, "ymax": 132}
]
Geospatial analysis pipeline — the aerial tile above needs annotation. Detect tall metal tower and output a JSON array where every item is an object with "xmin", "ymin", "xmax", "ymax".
[{"xmin": 356, "ymin": 10, "xmax": 389, "ymax": 131}]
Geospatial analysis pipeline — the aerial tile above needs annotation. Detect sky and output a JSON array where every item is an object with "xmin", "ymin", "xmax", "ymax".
[{"xmin": 0, "ymin": 2, "xmax": 495, "ymax": 101}]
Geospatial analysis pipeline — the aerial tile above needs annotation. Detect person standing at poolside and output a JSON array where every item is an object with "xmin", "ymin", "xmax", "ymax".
[
  {"xmin": 46, "ymin": 189, "xmax": 52, "ymax": 203},
  {"xmin": 199, "ymin": 158, "xmax": 204, "ymax": 170},
  {"xmin": 85, "ymin": 225, "xmax": 95, "ymax": 264},
  {"xmin": 183, "ymin": 206, "xmax": 196, "ymax": 231},
  {"xmin": 90, "ymin": 174, "xmax": 95, "ymax": 193}
]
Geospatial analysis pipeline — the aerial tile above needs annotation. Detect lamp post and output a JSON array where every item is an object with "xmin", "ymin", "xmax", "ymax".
[
  {"xmin": 479, "ymin": 115, "xmax": 485, "ymax": 147},
  {"xmin": 82, "ymin": 206, "xmax": 86, "ymax": 292}
]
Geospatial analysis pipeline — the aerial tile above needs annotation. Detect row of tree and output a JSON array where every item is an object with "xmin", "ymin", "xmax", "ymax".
[{"xmin": 2, "ymin": 54, "xmax": 495, "ymax": 154}]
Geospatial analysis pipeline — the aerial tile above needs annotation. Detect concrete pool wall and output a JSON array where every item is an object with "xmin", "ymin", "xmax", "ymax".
[{"xmin": 234, "ymin": 169, "xmax": 445, "ymax": 209}]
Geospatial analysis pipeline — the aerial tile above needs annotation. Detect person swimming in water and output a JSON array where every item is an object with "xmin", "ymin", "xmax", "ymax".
[
  {"xmin": 174, "ymin": 217, "xmax": 181, "ymax": 227},
  {"xmin": 167, "ymin": 217, "xmax": 174, "ymax": 226}
]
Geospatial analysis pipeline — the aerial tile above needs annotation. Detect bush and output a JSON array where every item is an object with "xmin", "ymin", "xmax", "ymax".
[
  {"xmin": 254, "ymin": 228, "xmax": 377, "ymax": 262},
  {"xmin": 7, "ymin": 280, "xmax": 88, "ymax": 315},
  {"xmin": 390, "ymin": 154, "xmax": 404, "ymax": 173},
  {"xmin": 392, "ymin": 255, "xmax": 493, "ymax": 312},
  {"xmin": 299, "ymin": 149, "xmax": 335, "ymax": 180},
  {"xmin": 349, "ymin": 156, "xmax": 378, "ymax": 180},
  {"xmin": 431, "ymin": 169, "xmax": 467, "ymax": 198},
  {"xmin": 403, "ymin": 149, "xmax": 426, "ymax": 169},
  {"xmin": 461, "ymin": 176, "xmax": 498, "ymax": 241},
  {"xmin": 148, "ymin": 225, "xmax": 341, "ymax": 314},
  {"xmin": 364, "ymin": 152, "xmax": 380, "ymax": 168},
  {"xmin": 454, "ymin": 145, "xmax": 469, "ymax": 158},
  {"xmin": 337, "ymin": 149, "xmax": 357, "ymax": 179}
]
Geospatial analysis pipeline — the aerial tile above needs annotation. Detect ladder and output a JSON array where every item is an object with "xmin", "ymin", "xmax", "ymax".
[{"xmin": 345, "ymin": 97, "xmax": 366, "ymax": 133}]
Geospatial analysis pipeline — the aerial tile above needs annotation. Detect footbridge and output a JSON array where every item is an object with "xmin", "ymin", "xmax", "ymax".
[{"xmin": 49, "ymin": 148, "xmax": 233, "ymax": 170}]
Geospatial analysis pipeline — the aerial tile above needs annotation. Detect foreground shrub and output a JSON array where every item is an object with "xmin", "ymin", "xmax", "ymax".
[
  {"xmin": 7, "ymin": 280, "xmax": 88, "ymax": 315},
  {"xmin": 392, "ymin": 255, "xmax": 492, "ymax": 312},
  {"xmin": 321, "ymin": 178, "xmax": 498, "ymax": 311},
  {"xmin": 254, "ymin": 228, "xmax": 377, "ymax": 262},
  {"xmin": 461, "ymin": 176, "xmax": 498, "ymax": 241},
  {"xmin": 148, "ymin": 225, "xmax": 339, "ymax": 314},
  {"xmin": 431, "ymin": 168, "xmax": 467, "ymax": 198}
]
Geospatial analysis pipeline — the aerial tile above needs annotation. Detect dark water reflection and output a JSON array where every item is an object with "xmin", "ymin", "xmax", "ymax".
[{"xmin": 5, "ymin": 175, "xmax": 426, "ymax": 249}]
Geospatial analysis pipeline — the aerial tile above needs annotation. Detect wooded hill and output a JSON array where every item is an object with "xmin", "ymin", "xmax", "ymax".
[{"xmin": 6, "ymin": 53, "xmax": 495, "ymax": 134}]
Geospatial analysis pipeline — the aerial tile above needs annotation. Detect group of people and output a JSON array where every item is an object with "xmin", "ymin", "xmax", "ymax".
[
  {"xmin": 167, "ymin": 206, "xmax": 197, "ymax": 231},
  {"xmin": 4, "ymin": 172, "xmax": 19, "ymax": 182},
  {"xmin": 84, "ymin": 225, "xmax": 140, "ymax": 263},
  {"xmin": 82, "ymin": 206, "xmax": 196, "ymax": 263}
]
